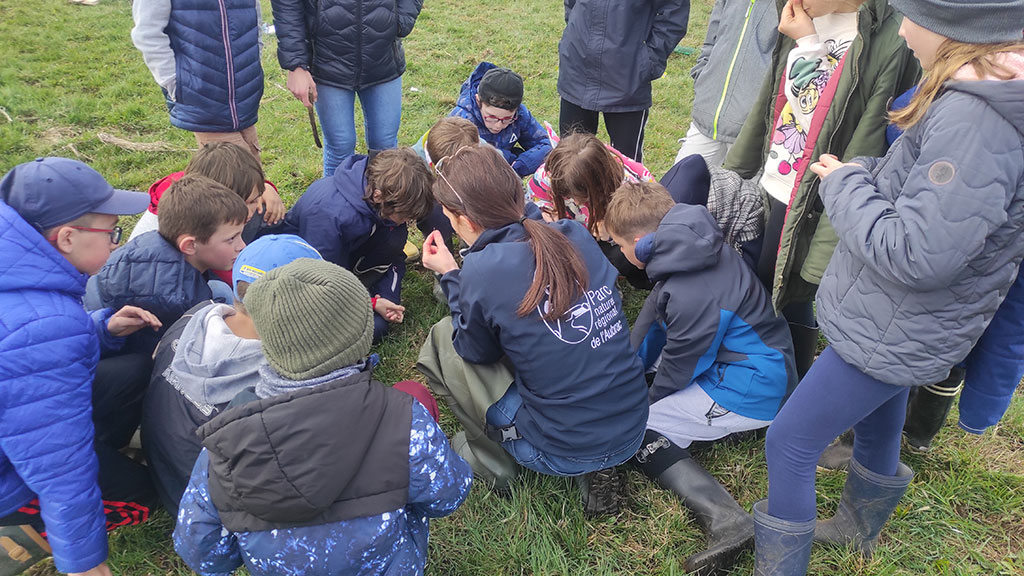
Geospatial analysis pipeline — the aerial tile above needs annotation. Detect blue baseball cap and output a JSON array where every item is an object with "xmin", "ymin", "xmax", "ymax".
[
  {"xmin": 232, "ymin": 234, "xmax": 323, "ymax": 300},
  {"xmin": 0, "ymin": 157, "xmax": 149, "ymax": 231}
]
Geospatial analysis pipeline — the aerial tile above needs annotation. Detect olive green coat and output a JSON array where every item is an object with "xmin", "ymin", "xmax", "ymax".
[{"xmin": 723, "ymin": 0, "xmax": 920, "ymax": 311}]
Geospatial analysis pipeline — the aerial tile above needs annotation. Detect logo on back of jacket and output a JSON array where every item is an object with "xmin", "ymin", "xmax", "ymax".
[{"xmin": 539, "ymin": 284, "xmax": 623, "ymax": 348}]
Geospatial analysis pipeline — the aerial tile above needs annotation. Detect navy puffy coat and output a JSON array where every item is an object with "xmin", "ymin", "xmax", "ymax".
[
  {"xmin": 558, "ymin": 0, "xmax": 690, "ymax": 112},
  {"xmin": 87, "ymin": 231, "xmax": 214, "ymax": 355},
  {"xmin": 0, "ymin": 202, "xmax": 123, "ymax": 573},
  {"xmin": 271, "ymin": 0, "xmax": 423, "ymax": 90},
  {"xmin": 166, "ymin": 0, "xmax": 264, "ymax": 132},
  {"xmin": 450, "ymin": 62, "xmax": 552, "ymax": 177}
]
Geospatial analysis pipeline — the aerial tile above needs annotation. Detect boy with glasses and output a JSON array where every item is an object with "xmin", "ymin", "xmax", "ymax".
[
  {"xmin": 450, "ymin": 62, "xmax": 552, "ymax": 177},
  {"xmin": 1, "ymin": 158, "xmax": 161, "ymax": 576}
]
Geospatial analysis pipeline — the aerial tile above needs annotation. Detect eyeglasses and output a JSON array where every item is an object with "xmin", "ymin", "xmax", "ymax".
[
  {"xmin": 68, "ymin": 225, "xmax": 123, "ymax": 244},
  {"xmin": 481, "ymin": 112, "xmax": 517, "ymax": 126},
  {"xmin": 434, "ymin": 147, "xmax": 476, "ymax": 208}
]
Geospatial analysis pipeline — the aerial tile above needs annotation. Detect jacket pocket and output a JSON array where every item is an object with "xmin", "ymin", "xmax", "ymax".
[{"xmin": 799, "ymin": 211, "xmax": 838, "ymax": 284}]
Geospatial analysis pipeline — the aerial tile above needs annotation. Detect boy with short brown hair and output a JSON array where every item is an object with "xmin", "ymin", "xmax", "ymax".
[
  {"xmin": 276, "ymin": 147, "xmax": 434, "ymax": 342},
  {"xmin": 605, "ymin": 180, "xmax": 797, "ymax": 575},
  {"xmin": 412, "ymin": 116, "xmax": 481, "ymax": 166},
  {"xmin": 89, "ymin": 174, "xmax": 249, "ymax": 354}
]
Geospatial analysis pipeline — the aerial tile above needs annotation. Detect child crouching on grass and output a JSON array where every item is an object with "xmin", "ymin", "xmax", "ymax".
[
  {"xmin": 754, "ymin": 1, "xmax": 1024, "ymax": 573},
  {"xmin": 174, "ymin": 259, "xmax": 471, "ymax": 576},
  {"xmin": 416, "ymin": 144, "xmax": 649, "ymax": 517}
]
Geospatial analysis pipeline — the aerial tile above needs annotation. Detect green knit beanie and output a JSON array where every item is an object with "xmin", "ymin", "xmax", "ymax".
[{"xmin": 244, "ymin": 258, "xmax": 374, "ymax": 380}]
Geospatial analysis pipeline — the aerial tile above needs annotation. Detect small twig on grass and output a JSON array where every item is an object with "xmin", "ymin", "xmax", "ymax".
[
  {"xmin": 97, "ymin": 132, "xmax": 183, "ymax": 152},
  {"xmin": 0, "ymin": 107, "xmax": 12, "ymax": 122},
  {"xmin": 65, "ymin": 142, "xmax": 95, "ymax": 162}
]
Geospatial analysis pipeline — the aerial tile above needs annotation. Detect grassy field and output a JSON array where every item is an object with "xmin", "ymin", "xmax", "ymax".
[{"xmin": 2, "ymin": 0, "xmax": 1023, "ymax": 574}]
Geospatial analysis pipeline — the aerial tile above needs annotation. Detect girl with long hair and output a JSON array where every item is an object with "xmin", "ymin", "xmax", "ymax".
[
  {"xmin": 753, "ymin": 1, "xmax": 1024, "ymax": 573},
  {"xmin": 417, "ymin": 144, "xmax": 649, "ymax": 516}
]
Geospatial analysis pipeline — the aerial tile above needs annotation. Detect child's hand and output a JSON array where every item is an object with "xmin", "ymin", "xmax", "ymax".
[
  {"xmin": 810, "ymin": 154, "xmax": 858, "ymax": 180},
  {"xmin": 421, "ymin": 230, "xmax": 460, "ymax": 275},
  {"xmin": 261, "ymin": 186, "xmax": 287, "ymax": 225},
  {"xmin": 373, "ymin": 296, "xmax": 405, "ymax": 323},
  {"xmin": 107, "ymin": 306, "xmax": 162, "ymax": 337},
  {"xmin": 287, "ymin": 68, "xmax": 318, "ymax": 108},
  {"xmin": 779, "ymin": 0, "xmax": 816, "ymax": 40}
]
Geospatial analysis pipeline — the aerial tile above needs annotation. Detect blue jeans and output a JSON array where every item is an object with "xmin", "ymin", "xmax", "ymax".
[
  {"xmin": 316, "ymin": 77, "xmax": 403, "ymax": 176},
  {"xmin": 765, "ymin": 346, "xmax": 910, "ymax": 522},
  {"xmin": 486, "ymin": 386, "xmax": 645, "ymax": 477}
]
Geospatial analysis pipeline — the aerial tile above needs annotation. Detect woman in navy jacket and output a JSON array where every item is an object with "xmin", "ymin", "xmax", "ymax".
[
  {"xmin": 271, "ymin": 0, "xmax": 424, "ymax": 175},
  {"xmin": 417, "ymin": 145, "xmax": 649, "ymax": 516}
]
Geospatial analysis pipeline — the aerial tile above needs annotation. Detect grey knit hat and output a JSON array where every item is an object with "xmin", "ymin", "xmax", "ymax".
[
  {"xmin": 889, "ymin": 0, "xmax": 1024, "ymax": 44},
  {"xmin": 245, "ymin": 258, "xmax": 374, "ymax": 381}
]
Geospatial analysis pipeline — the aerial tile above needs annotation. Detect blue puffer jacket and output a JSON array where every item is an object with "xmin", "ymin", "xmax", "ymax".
[
  {"xmin": 276, "ymin": 155, "xmax": 407, "ymax": 306},
  {"xmin": 87, "ymin": 230, "xmax": 214, "ymax": 355},
  {"xmin": 271, "ymin": 0, "xmax": 423, "ymax": 90},
  {"xmin": 450, "ymin": 62, "xmax": 552, "ymax": 177},
  {"xmin": 166, "ymin": 0, "xmax": 263, "ymax": 132},
  {"xmin": 0, "ymin": 202, "xmax": 124, "ymax": 574},
  {"xmin": 439, "ymin": 206, "xmax": 649, "ymax": 459},
  {"xmin": 631, "ymin": 203, "xmax": 797, "ymax": 421},
  {"xmin": 817, "ymin": 78, "xmax": 1024, "ymax": 387},
  {"xmin": 558, "ymin": 0, "xmax": 690, "ymax": 112}
]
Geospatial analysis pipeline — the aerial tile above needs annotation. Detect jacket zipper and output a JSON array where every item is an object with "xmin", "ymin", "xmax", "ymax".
[
  {"xmin": 354, "ymin": 0, "xmax": 363, "ymax": 90},
  {"xmin": 217, "ymin": 0, "xmax": 239, "ymax": 129},
  {"xmin": 712, "ymin": 0, "xmax": 757, "ymax": 140}
]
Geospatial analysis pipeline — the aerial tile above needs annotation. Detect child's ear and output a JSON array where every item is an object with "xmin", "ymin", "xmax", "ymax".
[
  {"xmin": 370, "ymin": 189, "xmax": 384, "ymax": 204},
  {"xmin": 474, "ymin": 94, "xmax": 481, "ymax": 107},
  {"xmin": 177, "ymin": 234, "xmax": 198, "ymax": 256},
  {"xmin": 52, "ymin": 225, "xmax": 76, "ymax": 255}
]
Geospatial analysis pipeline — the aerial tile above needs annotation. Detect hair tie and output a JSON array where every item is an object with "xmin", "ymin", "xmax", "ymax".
[{"xmin": 519, "ymin": 215, "xmax": 528, "ymax": 224}]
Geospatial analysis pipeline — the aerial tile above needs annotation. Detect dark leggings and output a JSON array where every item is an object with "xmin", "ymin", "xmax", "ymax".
[
  {"xmin": 765, "ymin": 346, "xmax": 909, "ymax": 521},
  {"xmin": 559, "ymin": 98, "xmax": 649, "ymax": 163}
]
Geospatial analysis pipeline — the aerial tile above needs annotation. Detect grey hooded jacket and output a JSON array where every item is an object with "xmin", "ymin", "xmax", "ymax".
[
  {"xmin": 689, "ymin": 0, "xmax": 777, "ymax": 144},
  {"xmin": 816, "ymin": 78, "xmax": 1024, "ymax": 387}
]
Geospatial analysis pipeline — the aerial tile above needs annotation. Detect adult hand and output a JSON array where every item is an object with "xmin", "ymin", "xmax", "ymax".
[
  {"xmin": 779, "ymin": 0, "xmax": 816, "ymax": 41},
  {"xmin": 287, "ymin": 68, "xmax": 317, "ymax": 108},
  {"xmin": 810, "ymin": 154, "xmax": 857, "ymax": 180},
  {"xmin": 374, "ymin": 296, "xmax": 405, "ymax": 323},
  {"xmin": 421, "ymin": 230, "xmax": 459, "ymax": 275},
  {"xmin": 69, "ymin": 562, "xmax": 113, "ymax": 576},
  {"xmin": 261, "ymin": 185, "xmax": 286, "ymax": 225},
  {"xmin": 107, "ymin": 306, "xmax": 162, "ymax": 337}
]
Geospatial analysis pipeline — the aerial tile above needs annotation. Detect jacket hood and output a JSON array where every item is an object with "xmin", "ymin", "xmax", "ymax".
[
  {"xmin": 0, "ymin": 201, "xmax": 87, "ymax": 297},
  {"xmin": 465, "ymin": 202, "xmax": 542, "ymax": 254},
  {"xmin": 644, "ymin": 204, "xmax": 724, "ymax": 282},
  {"xmin": 330, "ymin": 154, "xmax": 384, "ymax": 224},
  {"xmin": 168, "ymin": 303, "xmax": 264, "ymax": 411},
  {"xmin": 454, "ymin": 61, "xmax": 497, "ymax": 125},
  {"xmin": 198, "ymin": 367, "xmax": 410, "ymax": 526},
  {"xmin": 947, "ymin": 52, "xmax": 1024, "ymax": 139}
]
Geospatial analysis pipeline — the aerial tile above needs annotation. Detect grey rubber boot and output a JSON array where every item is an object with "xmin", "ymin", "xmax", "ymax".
[
  {"xmin": 752, "ymin": 499, "xmax": 815, "ymax": 576},
  {"xmin": 814, "ymin": 457, "xmax": 914, "ymax": 557},
  {"xmin": 816, "ymin": 429, "xmax": 854, "ymax": 471},
  {"xmin": 658, "ymin": 458, "xmax": 754, "ymax": 575},
  {"xmin": 903, "ymin": 366, "xmax": 964, "ymax": 452}
]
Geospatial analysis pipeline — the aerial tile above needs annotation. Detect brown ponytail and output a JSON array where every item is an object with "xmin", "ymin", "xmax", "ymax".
[
  {"xmin": 545, "ymin": 132, "xmax": 623, "ymax": 235},
  {"xmin": 433, "ymin": 145, "xmax": 589, "ymax": 320}
]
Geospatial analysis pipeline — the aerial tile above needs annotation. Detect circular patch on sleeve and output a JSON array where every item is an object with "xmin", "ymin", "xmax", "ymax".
[{"xmin": 928, "ymin": 161, "xmax": 955, "ymax": 185}]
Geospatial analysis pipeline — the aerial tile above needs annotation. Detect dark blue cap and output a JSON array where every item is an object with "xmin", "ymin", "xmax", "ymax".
[{"xmin": 0, "ymin": 157, "xmax": 149, "ymax": 231}]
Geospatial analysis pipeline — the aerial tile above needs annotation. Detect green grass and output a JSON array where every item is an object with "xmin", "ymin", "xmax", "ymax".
[{"xmin": 2, "ymin": 0, "xmax": 1022, "ymax": 574}]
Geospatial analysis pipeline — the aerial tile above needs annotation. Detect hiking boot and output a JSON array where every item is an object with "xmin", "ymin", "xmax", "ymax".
[
  {"xmin": 578, "ymin": 466, "xmax": 628, "ymax": 518},
  {"xmin": 817, "ymin": 429, "xmax": 854, "ymax": 471},
  {"xmin": 0, "ymin": 525, "xmax": 50, "ymax": 576},
  {"xmin": 814, "ymin": 457, "xmax": 913, "ymax": 557},
  {"xmin": 903, "ymin": 367, "xmax": 964, "ymax": 452}
]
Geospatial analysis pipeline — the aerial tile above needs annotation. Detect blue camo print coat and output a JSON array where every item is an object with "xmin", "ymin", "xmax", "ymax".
[{"xmin": 173, "ymin": 401, "xmax": 472, "ymax": 576}]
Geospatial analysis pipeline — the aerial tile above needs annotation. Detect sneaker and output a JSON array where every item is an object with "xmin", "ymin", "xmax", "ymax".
[{"xmin": 578, "ymin": 466, "xmax": 628, "ymax": 518}]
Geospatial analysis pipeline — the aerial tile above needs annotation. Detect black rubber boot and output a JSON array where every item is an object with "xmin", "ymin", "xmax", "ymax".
[
  {"xmin": 633, "ymin": 431, "xmax": 753, "ymax": 575},
  {"xmin": 817, "ymin": 429, "xmax": 854, "ymax": 471},
  {"xmin": 903, "ymin": 366, "xmax": 964, "ymax": 452},
  {"xmin": 752, "ymin": 499, "xmax": 814, "ymax": 576},
  {"xmin": 814, "ymin": 456, "xmax": 913, "ymax": 557},
  {"xmin": 788, "ymin": 322, "xmax": 819, "ymax": 381},
  {"xmin": 577, "ymin": 466, "xmax": 629, "ymax": 518}
]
